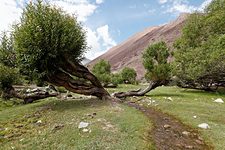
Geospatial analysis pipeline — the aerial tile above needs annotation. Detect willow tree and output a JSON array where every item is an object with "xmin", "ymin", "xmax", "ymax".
[
  {"xmin": 173, "ymin": 0, "xmax": 225, "ymax": 90},
  {"xmin": 114, "ymin": 41, "xmax": 171, "ymax": 98},
  {"xmin": 13, "ymin": 1, "xmax": 110, "ymax": 100}
]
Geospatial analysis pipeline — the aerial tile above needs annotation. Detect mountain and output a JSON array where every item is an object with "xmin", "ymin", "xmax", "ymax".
[
  {"xmin": 87, "ymin": 13, "xmax": 188, "ymax": 80},
  {"xmin": 81, "ymin": 57, "xmax": 91, "ymax": 65}
]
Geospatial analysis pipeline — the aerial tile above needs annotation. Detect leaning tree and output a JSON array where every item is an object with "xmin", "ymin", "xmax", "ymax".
[
  {"xmin": 13, "ymin": 1, "xmax": 110, "ymax": 100},
  {"xmin": 114, "ymin": 41, "xmax": 171, "ymax": 98}
]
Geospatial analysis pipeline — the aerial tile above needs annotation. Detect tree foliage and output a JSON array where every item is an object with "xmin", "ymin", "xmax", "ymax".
[
  {"xmin": 0, "ymin": 32, "xmax": 16, "ymax": 68},
  {"xmin": 143, "ymin": 41, "xmax": 171, "ymax": 82},
  {"xmin": 92, "ymin": 59, "xmax": 111, "ymax": 85},
  {"xmin": 0, "ymin": 64, "xmax": 19, "ymax": 93},
  {"xmin": 92, "ymin": 59, "xmax": 111, "ymax": 75},
  {"xmin": 173, "ymin": 0, "xmax": 225, "ymax": 89},
  {"xmin": 12, "ymin": 1, "xmax": 109, "ymax": 100},
  {"xmin": 14, "ymin": 1, "xmax": 87, "ymax": 80},
  {"xmin": 121, "ymin": 67, "xmax": 137, "ymax": 84},
  {"xmin": 113, "ymin": 42, "xmax": 171, "ymax": 98}
]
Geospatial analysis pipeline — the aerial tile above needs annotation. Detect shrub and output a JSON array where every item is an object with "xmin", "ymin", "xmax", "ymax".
[{"xmin": 121, "ymin": 67, "xmax": 137, "ymax": 84}]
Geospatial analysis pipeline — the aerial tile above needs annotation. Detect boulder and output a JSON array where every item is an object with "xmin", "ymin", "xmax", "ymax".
[
  {"xmin": 78, "ymin": 122, "xmax": 89, "ymax": 129},
  {"xmin": 214, "ymin": 98, "xmax": 224, "ymax": 103},
  {"xmin": 198, "ymin": 123, "xmax": 210, "ymax": 129}
]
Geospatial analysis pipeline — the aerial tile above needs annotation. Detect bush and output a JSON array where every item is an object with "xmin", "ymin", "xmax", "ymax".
[
  {"xmin": 0, "ymin": 64, "xmax": 19, "ymax": 92},
  {"xmin": 111, "ymin": 73, "xmax": 123, "ymax": 85},
  {"xmin": 121, "ymin": 67, "xmax": 137, "ymax": 84},
  {"xmin": 92, "ymin": 60, "xmax": 112, "ymax": 85},
  {"xmin": 0, "ymin": 32, "xmax": 16, "ymax": 68}
]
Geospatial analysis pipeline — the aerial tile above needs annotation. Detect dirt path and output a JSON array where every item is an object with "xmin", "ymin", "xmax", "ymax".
[{"xmin": 126, "ymin": 101, "xmax": 213, "ymax": 150}]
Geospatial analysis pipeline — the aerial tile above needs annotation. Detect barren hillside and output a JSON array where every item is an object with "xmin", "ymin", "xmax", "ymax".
[{"xmin": 88, "ymin": 13, "xmax": 188, "ymax": 80}]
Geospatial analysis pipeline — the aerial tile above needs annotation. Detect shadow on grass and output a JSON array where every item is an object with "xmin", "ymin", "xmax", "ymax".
[
  {"xmin": 180, "ymin": 89, "xmax": 225, "ymax": 96},
  {"xmin": 146, "ymin": 93, "xmax": 184, "ymax": 98},
  {"xmin": 46, "ymin": 98, "xmax": 108, "ymax": 112}
]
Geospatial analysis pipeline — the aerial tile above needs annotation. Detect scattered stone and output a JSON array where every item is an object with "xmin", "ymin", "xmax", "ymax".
[
  {"xmin": 15, "ymin": 124, "xmax": 24, "ymax": 128},
  {"xmin": 167, "ymin": 97, "xmax": 173, "ymax": 101},
  {"xmin": 20, "ymin": 138, "xmax": 24, "ymax": 142},
  {"xmin": 67, "ymin": 94, "xmax": 73, "ymax": 98},
  {"xmin": 182, "ymin": 131, "xmax": 190, "ymax": 136},
  {"xmin": 52, "ymin": 124, "xmax": 64, "ymax": 131},
  {"xmin": 163, "ymin": 124, "xmax": 171, "ymax": 129},
  {"xmin": 35, "ymin": 120, "xmax": 43, "ymax": 126},
  {"xmin": 78, "ymin": 122, "xmax": 89, "ymax": 129},
  {"xmin": 87, "ymin": 114, "xmax": 93, "ymax": 118},
  {"xmin": 185, "ymin": 145, "xmax": 194, "ymax": 149},
  {"xmin": 214, "ymin": 98, "xmax": 224, "ymax": 103},
  {"xmin": 82, "ymin": 128, "xmax": 89, "ymax": 133},
  {"xmin": 198, "ymin": 123, "xmax": 210, "ymax": 129},
  {"xmin": 86, "ymin": 113, "xmax": 97, "ymax": 118},
  {"xmin": 37, "ymin": 120, "xmax": 42, "ymax": 124},
  {"xmin": 195, "ymin": 139, "xmax": 204, "ymax": 145}
]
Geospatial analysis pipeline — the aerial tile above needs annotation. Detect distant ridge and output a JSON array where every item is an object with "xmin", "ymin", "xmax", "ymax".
[
  {"xmin": 88, "ymin": 13, "xmax": 188, "ymax": 80},
  {"xmin": 81, "ymin": 57, "xmax": 91, "ymax": 65}
]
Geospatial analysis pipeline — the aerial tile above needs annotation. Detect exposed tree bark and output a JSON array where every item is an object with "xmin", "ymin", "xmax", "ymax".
[
  {"xmin": 1, "ymin": 86, "xmax": 59, "ymax": 104},
  {"xmin": 46, "ymin": 59, "xmax": 111, "ymax": 100},
  {"xmin": 113, "ymin": 80, "xmax": 165, "ymax": 98}
]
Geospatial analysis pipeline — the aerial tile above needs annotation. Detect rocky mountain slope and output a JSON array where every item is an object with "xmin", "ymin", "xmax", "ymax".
[{"xmin": 88, "ymin": 13, "xmax": 188, "ymax": 80}]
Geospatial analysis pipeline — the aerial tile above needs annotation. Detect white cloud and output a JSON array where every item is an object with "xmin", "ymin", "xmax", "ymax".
[
  {"xmin": 97, "ymin": 25, "xmax": 117, "ymax": 50},
  {"xmin": 0, "ymin": 0, "xmax": 22, "ymax": 33},
  {"xmin": 85, "ymin": 25, "xmax": 116, "ymax": 60},
  {"xmin": 96, "ymin": 0, "xmax": 104, "ymax": 5},
  {"xmin": 0, "ymin": 0, "xmax": 103, "ymax": 33},
  {"xmin": 199, "ymin": 0, "xmax": 213, "ymax": 11},
  {"xmin": 50, "ymin": 0, "xmax": 97, "ymax": 22},
  {"xmin": 167, "ymin": 2, "xmax": 196, "ymax": 14},
  {"xmin": 0, "ymin": 0, "xmax": 112, "ymax": 60},
  {"xmin": 164, "ymin": 0, "xmax": 213, "ymax": 14},
  {"xmin": 158, "ymin": 0, "xmax": 168, "ymax": 4}
]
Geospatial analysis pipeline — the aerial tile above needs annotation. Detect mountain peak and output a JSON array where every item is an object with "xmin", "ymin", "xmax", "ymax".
[{"xmin": 88, "ymin": 15, "xmax": 187, "ymax": 80}]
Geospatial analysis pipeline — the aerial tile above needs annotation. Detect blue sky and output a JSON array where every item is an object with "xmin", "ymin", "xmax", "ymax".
[{"xmin": 0, "ymin": 0, "xmax": 212, "ymax": 59}]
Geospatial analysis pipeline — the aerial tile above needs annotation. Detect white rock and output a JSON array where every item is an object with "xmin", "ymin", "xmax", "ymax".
[
  {"xmin": 82, "ymin": 128, "xmax": 89, "ymax": 132},
  {"xmin": 182, "ymin": 131, "xmax": 190, "ymax": 136},
  {"xmin": 167, "ymin": 97, "xmax": 173, "ymax": 101},
  {"xmin": 214, "ymin": 98, "xmax": 224, "ymax": 103},
  {"xmin": 193, "ymin": 116, "xmax": 197, "ymax": 119},
  {"xmin": 198, "ymin": 123, "xmax": 210, "ymax": 129},
  {"xmin": 37, "ymin": 120, "xmax": 42, "ymax": 123},
  {"xmin": 78, "ymin": 122, "xmax": 89, "ymax": 129}
]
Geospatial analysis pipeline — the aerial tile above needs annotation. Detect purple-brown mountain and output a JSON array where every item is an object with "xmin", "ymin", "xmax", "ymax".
[{"xmin": 88, "ymin": 14, "xmax": 188, "ymax": 80}]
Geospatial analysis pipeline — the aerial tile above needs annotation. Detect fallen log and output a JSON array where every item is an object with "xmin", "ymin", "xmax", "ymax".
[{"xmin": 2, "ymin": 86, "xmax": 59, "ymax": 104}]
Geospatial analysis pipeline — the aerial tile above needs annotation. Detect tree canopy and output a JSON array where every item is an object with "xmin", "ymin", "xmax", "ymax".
[
  {"xmin": 0, "ymin": 32, "xmax": 16, "ymax": 68},
  {"xmin": 12, "ymin": 1, "xmax": 110, "ymax": 100},
  {"xmin": 143, "ymin": 41, "xmax": 171, "ymax": 82},
  {"xmin": 113, "ymin": 41, "xmax": 171, "ymax": 98},
  {"xmin": 14, "ymin": 1, "xmax": 87, "ymax": 80},
  {"xmin": 121, "ymin": 67, "xmax": 137, "ymax": 84},
  {"xmin": 173, "ymin": 0, "xmax": 225, "ymax": 90}
]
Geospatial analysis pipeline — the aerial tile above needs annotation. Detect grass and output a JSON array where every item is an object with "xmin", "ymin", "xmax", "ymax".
[
  {"xmin": 1, "ymin": 84, "xmax": 225, "ymax": 150},
  {"xmin": 118, "ymin": 84, "xmax": 225, "ymax": 150},
  {"xmin": 0, "ymin": 97, "xmax": 153, "ymax": 150}
]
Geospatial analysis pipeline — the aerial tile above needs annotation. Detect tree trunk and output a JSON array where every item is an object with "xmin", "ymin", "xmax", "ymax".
[
  {"xmin": 1, "ymin": 86, "xmax": 59, "ymax": 103},
  {"xmin": 113, "ymin": 81, "xmax": 164, "ymax": 98},
  {"xmin": 46, "ymin": 60, "xmax": 111, "ymax": 100}
]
